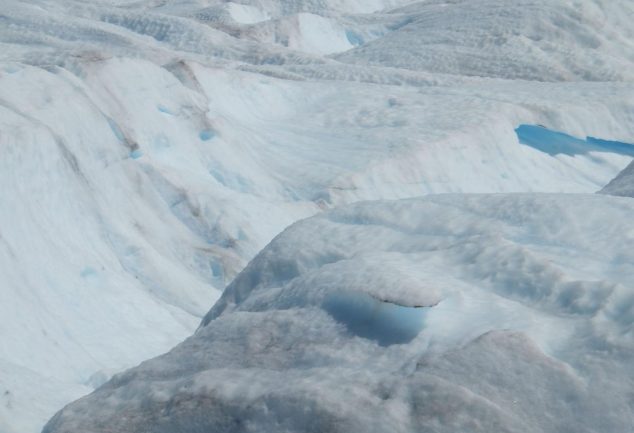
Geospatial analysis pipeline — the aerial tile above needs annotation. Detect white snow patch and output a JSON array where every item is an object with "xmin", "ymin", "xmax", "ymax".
[{"xmin": 225, "ymin": 3, "xmax": 270, "ymax": 24}]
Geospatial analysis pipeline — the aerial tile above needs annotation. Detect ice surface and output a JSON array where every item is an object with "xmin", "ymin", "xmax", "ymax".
[
  {"xmin": 43, "ymin": 194, "xmax": 634, "ymax": 433},
  {"xmin": 0, "ymin": 0, "xmax": 633, "ymax": 431},
  {"xmin": 336, "ymin": 0, "xmax": 634, "ymax": 81},
  {"xmin": 600, "ymin": 160, "xmax": 634, "ymax": 197}
]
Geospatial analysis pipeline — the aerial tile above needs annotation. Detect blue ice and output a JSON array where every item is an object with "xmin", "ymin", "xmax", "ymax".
[
  {"xmin": 208, "ymin": 168, "xmax": 226, "ymax": 186},
  {"xmin": 129, "ymin": 149, "xmax": 143, "ymax": 159},
  {"xmin": 323, "ymin": 291, "xmax": 427, "ymax": 346},
  {"xmin": 157, "ymin": 105, "xmax": 174, "ymax": 115},
  {"xmin": 210, "ymin": 261, "xmax": 224, "ymax": 279},
  {"xmin": 199, "ymin": 129, "xmax": 216, "ymax": 141},
  {"xmin": 515, "ymin": 124, "xmax": 634, "ymax": 157},
  {"xmin": 80, "ymin": 267, "xmax": 97, "ymax": 278},
  {"xmin": 106, "ymin": 117, "xmax": 125, "ymax": 143},
  {"xmin": 345, "ymin": 30, "xmax": 364, "ymax": 47}
]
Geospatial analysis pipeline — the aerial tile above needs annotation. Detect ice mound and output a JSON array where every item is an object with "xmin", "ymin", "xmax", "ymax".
[{"xmin": 44, "ymin": 194, "xmax": 634, "ymax": 433}]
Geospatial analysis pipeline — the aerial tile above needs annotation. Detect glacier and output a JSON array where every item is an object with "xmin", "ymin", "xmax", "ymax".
[
  {"xmin": 43, "ymin": 194, "xmax": 634, "ymax": 433},
  {"xmin": 0, "ymin": 0, "xmax": 633, "ymax": 432}
]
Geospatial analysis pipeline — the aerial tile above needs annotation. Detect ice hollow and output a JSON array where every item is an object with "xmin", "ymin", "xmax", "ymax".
[{"xmin": 323, "ymin": 290, "xmax": 428, "ymax": 346}]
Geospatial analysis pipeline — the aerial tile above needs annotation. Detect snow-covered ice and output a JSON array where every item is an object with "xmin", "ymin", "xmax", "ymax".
[
  {"xmin": 43, "ymin": 194, "xmax": 634, "ymax": 433},
  {"xmin": 0, "ymin": 0, "xmax": 633, "ymax": 431}
]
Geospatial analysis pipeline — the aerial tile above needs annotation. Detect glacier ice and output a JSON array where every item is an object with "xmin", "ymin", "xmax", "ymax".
[
  {"xmin": 43, "ymin": 194, "xmax": 634, "ymax": 433},
  {"xmin": 335, "ymin": 0, "xmax": 634, "ymax": 81},
  {"xmin": 0, "ymin": 0, "xmax": 633, "ymax": 431}
]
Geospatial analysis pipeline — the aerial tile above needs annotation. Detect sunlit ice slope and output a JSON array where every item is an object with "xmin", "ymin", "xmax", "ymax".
[
  {"xmin": 1, "ymin": 0, "xmax": 634, "ymax": 432},
  {"xmin": 44, "ymin": 194, "xmax": 634, "ymax": 433},
  {"xmin": 336, "ymin": 0, "xmax": 634, "ymax": 81}
]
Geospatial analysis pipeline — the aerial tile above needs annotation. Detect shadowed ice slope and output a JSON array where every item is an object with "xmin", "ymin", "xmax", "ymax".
[
  {"xmin": 44, "ymin": 194, "xmax": 634, "ymax": 433},
  {"xmin": 600, "ymin": 160, "xmax": 634, "ymax": 197}
]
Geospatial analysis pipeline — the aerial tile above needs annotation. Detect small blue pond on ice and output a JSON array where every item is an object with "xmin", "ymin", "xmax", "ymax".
[{"xmin": 515, "ymin": 124, "xmax": 634, "ymax": 157}]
